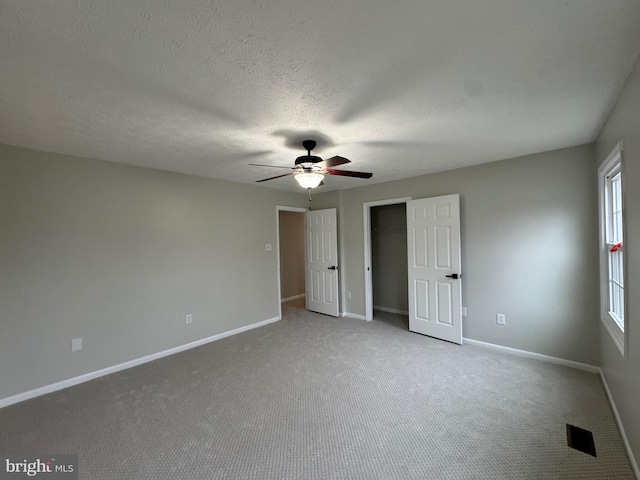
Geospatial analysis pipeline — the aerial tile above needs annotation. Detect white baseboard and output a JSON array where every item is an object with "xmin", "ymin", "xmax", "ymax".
[
  {"xmin": 0, "ymin": 316, "xmax": 280, "ymax": 410},
  {"xmin": 462, "ymin": 337, "xmax": 600, "ymax": 373},
  {"xmin": 599, "ymin": 369, "xmax": 640, "ymax": 479},
  {"xmin": 281, "ymin": 293, "xmax": 305, "ymax": 303},
  {"xmin": 373, "ymin": 305, "xmax": 409, "ymax": 315},
  {"xmin": 342, "ymin": 312, "xmax": 367, "ymax": 321}
]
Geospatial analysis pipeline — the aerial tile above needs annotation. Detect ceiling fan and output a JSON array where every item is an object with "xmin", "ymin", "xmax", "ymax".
[{"xmin": 251, "ymin": 140, "xmax": 373, "ymax": 189}]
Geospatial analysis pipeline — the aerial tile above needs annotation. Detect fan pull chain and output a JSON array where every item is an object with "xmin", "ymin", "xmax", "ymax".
[{"xmin": 308, "ymin": 188, "xmax": 313, "ymax": 202}]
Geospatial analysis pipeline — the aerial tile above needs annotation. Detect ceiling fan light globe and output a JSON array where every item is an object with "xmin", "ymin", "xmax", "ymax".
[{"xmin": 295, "ymin": 172, "xmax": 324, "ymax": 189}]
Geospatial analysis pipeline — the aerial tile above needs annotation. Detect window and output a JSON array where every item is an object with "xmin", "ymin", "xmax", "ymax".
[{"xmin": 598, "ymin": 141, "xmax": 625, "ymax": 355}]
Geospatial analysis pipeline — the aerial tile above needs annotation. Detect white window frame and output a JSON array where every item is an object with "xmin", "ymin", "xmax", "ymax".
[{"xmin": 598, "ymin": 140, "xmax": 626, "ymax": 356}]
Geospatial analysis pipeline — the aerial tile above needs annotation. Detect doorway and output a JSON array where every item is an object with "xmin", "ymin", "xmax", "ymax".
[
  {"xmin": 276, "ymin": 206, "xmax": 307, "ymax": 319},
  {"xmin": 371, "ymin": 203, "xmax": 408, "ymax": 316},
  {"xmin": 363, "ymin": 197, "xmax": 412, "ymax": 321},
  {"xmin": 364, "ymin": 195, "xmax": 463, "ymax": 344}
]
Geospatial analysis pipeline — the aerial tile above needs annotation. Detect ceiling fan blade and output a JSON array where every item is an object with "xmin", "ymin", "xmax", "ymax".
[
  {"xmin": 326, "ymin": 169, "xmax": 373, "ymax": 179},
  {"xmin": 255, "ymin": 173, "xmax": 294, "ymax": 182},
  {"xmin": 317, "ymin": 156, "xmax": 350, "ymax": 169},
  {"xmin": 249, "ymin": 163, "xmax": 294, "ymax": 170}
]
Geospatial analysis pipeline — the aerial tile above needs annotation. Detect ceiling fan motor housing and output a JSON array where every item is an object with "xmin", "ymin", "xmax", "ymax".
[{"xmin": 295, "ymin": 155, "xmax": 323, "ymax": 165}]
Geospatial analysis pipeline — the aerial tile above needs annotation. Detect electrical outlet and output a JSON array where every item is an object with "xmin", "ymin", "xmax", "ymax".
[
  {"xmin": 347, "ymin": 291, "xmax": 352, "ymax": 299},
  {"xmin": 461, "ymin": 307, "xmax": 467, "ymax": 317},
  {"xmin": 71, "ymin": 338, "xmax": 82, "ymax": 352},
  {"xmin": 496, "ymin": 313, "xmax": 506, "ymax": 325},
  {"xmin": 185, "ymin": 314, "xmax": 193, "ymax": 325}
]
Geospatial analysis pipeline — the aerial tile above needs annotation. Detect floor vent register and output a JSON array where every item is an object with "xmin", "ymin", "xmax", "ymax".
[{"xmin": 566, "ymin": 424, "xmax": 597, "ymax": 457}]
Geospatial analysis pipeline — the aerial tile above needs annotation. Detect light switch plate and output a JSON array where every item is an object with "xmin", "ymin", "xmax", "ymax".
[{"xmin": 71, "ymin": 338, "xmax": 82, "ymax": 352}]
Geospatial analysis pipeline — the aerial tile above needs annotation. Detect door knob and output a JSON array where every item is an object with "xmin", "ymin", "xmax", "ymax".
[
  {"xmin": 327, "ymin": 266, "xmax": 337, "ymax": 270},
  {"xmin": 445, "ymin": 273, "xmax": 459, "ymax": 279}
]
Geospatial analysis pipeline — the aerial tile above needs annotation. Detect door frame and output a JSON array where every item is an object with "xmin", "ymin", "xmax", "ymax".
[
  {"xmin": 363, "ymin": 197, "xmax": 412, "ymax": 321},
  {"xmin": 276, "ymin": 205, "xmax": 308, "ymax": 320}
]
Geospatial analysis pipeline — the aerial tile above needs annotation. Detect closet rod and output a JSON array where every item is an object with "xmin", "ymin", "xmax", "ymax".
[{"xmin": 373, "ymin": 227, "xmax": 406, "ymax": 233}]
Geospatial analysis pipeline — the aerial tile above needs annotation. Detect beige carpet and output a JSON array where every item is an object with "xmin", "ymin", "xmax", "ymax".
[{"xmin": 0, "ymin": 298, "xmax": 634, "ymax": 479}]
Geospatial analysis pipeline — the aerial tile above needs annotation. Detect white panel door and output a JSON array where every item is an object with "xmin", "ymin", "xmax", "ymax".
[
  {"xmin": 306, "ymin": 208, "xmax": 339, "ymax": 317},
  {"xmin": 407, "ymin": 195, "xmax": 462, "ymax": 344}
]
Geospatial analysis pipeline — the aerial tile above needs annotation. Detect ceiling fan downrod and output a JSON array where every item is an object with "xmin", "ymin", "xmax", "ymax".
[
  {"xmin": 296, "ymin": 139, "xmax": 322, "ymax": 166},
  {"xmin": 302, "ymin": 139, "xmax": 316, "ymax": 156}
]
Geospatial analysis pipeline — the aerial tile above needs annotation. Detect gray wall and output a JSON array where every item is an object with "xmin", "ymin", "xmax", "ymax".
[
  {"xmin": 279, "ymin": 211, "xmax": 305, "ymax": 300},
  {"xmin": 596, "ymin": 53, "xmax": 640, "ymax": 466},
  {"xmin": 371, "ymin": 204, "xmax": 408, "ymax": 312},
  {"xmin": 0, "ymin": 143, "xmax": 307, "ymax": 400},
  {"xmin": 313, "ymin": 144, "xmax": 600, "ymax": 365}
]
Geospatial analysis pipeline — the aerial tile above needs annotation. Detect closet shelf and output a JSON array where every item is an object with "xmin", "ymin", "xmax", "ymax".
[{"xmin": 374, "ymin": 227, "xmax": 406, "ymax": 233}]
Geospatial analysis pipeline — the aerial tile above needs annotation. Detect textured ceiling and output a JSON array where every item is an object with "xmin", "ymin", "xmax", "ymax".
[{"xmin": 1, "ymin": 0, "xmax": 640, "ymax": 192}]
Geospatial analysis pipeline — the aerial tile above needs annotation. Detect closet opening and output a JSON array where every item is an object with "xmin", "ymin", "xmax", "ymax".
[
  {"xmin": 362, "ymin": 197, "xmax": 411, "ymax": 320},
  {"xmin": 371, "ymin": 203, "xmax": 408, "ymax": 318}
]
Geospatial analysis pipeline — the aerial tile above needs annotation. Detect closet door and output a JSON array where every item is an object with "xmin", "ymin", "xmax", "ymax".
[{"xmin": 407, "ymin": 195, "xmax": 462, "ymax": 344}]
